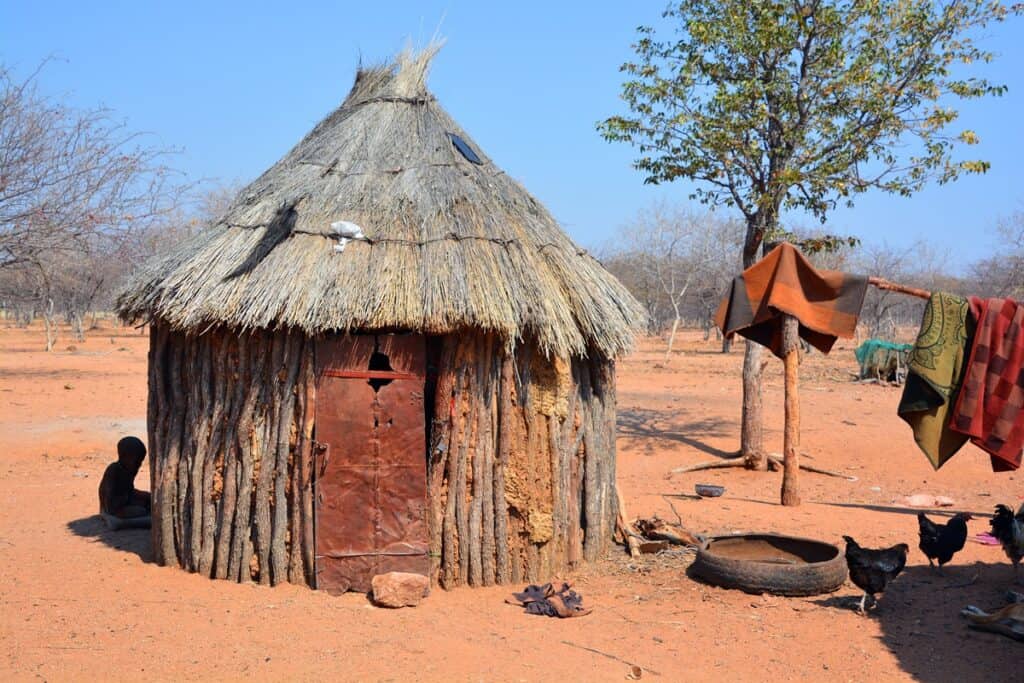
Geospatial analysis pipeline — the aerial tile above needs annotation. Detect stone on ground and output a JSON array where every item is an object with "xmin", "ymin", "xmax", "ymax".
[{"xmin": 371, "ymin": 572, "xmax": 430, "ymax": 608}]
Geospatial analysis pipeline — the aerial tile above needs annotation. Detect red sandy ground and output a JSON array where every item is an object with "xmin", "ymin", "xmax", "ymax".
[{"xmin": 0, "ymin": 324, "xmax": 1020, "ymax": 682}]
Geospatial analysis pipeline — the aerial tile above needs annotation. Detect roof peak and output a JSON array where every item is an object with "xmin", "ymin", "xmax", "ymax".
[{"xmin": 344, "ymin": 42, "xmax": 445, "ymax": 106}]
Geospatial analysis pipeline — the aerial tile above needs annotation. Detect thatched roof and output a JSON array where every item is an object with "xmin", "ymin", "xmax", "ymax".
[{"xmin": 117, "ymin": 47, "xmax": 644, "ymax": 358}]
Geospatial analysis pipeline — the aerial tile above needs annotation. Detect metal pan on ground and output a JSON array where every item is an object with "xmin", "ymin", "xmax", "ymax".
[
  {"xmin": 695, "ymin": 484, "xmax": 725, "ymax": 498},
  {"xmin": 690, "ymin": 533, "xmax": 847, "ymax": 596}
]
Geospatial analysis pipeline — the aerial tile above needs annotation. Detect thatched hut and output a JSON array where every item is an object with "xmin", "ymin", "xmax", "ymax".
[{"xmin": 117, "ymin": 47, "xmax": 644, "ymax": 594}]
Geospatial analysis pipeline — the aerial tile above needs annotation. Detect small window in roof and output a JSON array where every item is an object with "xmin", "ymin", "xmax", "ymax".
[{"xmin": 448, "ymin": 133, "xmax": 483, "ymax": 165}]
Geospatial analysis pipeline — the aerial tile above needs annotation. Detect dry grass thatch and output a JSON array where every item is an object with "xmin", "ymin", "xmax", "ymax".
[{"xmin": 117, "ymin": 46, "xmax": 645, "ymax": 358}]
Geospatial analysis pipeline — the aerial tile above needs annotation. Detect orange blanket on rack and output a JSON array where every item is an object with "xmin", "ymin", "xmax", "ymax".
[
  {"xmin": 951, "ymin": 297, "xmax": 1024, "ymax": 472},
  {"xmin": 714, "ymin": 243, "xmax": 868, "ymax": 358}
]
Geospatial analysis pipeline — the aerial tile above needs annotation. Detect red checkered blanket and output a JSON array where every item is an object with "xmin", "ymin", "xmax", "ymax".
[{"xmin": 951, "ymin": 297, "xmax": 1024, "ymax": 471}]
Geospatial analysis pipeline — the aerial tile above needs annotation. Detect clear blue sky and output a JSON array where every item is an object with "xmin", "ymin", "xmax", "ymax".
[{"xmin": 3, "ymin": 1, "xmax": 1022, "ymax": 270}]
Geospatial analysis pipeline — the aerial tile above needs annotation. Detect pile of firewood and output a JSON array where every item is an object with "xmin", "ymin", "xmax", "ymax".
[{"xmin": 614, "ymin": 490, "xmax": 704, "ymax": 558}]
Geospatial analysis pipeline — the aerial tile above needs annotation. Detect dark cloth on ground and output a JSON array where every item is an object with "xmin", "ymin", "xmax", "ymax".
[
  {"xmin": 714, "ymin": 242, "xmax": 868, "ymax": 358},
  {"xmin": 897, "ymin": 292, "xmax": 976, "ymax": 469},
  {"xmin": 506, "ymin": 582, "xmax": 592, "ymax": 618},
  {"xmin": 951, "ymin": 297, "xmax": 1024, "ymax": 471}
]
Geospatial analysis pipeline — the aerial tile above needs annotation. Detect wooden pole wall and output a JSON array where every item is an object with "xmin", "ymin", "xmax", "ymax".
[
  {"xmin": 148, "ymin": 325, "xmax": 618, "ymax": 590},
  {"xmin": 429, "ymin": 334, "xmax": 618, "ymax": 588},
  {"xmin": 148, "ymin": 323, "xmax": 315, "ymax": 585}
]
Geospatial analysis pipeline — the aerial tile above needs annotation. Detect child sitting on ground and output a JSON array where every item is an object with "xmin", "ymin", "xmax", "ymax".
[{"xmin": 98, "ymin": 436, "xmax": 152, "ymax": 530}]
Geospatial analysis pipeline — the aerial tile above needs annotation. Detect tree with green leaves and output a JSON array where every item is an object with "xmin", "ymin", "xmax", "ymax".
[{"xmin": 600, "ymin": 0, "xmax": 1019, "ymax": 470}]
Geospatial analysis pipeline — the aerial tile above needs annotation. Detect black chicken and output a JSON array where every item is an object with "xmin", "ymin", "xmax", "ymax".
[
  {"xmin": 991, "ymin": 503, "xmax": 1024, "ymax": 585},
  {"xmin": 917, "ymin": 511, "xmax": 971, "ymax": 572},
  {"xmin": 843, "ymin": 535, "xmax": 909, "ymax": 615}
]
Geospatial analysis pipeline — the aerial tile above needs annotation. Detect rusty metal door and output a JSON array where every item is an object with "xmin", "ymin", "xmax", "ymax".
[{"xmin": 313, "ymin": 334, "xmax": 429, "ymax": 593}]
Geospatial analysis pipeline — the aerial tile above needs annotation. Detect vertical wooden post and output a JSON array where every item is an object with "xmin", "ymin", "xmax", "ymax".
[{"xmin": 781, "ymin": 314, "xmax": 801, "ymax": 507}]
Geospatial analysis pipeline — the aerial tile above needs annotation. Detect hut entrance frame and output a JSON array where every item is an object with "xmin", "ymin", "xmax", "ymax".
[{"xmin": 313, "ymin": 333, "xmax": 430, "ymax": 593}]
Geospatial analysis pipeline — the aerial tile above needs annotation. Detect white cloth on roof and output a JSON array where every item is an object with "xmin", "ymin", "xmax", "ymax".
[{"xmin": 330, "ymin": 220, "xmax": 365, "ymax": 253}]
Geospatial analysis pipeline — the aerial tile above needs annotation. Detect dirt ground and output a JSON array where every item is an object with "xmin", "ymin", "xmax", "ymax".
[{"xmin": 1, "ymin": 323, "xmax": 1020, "ymax": 682}]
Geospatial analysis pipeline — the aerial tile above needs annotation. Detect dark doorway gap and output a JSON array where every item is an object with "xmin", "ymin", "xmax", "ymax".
[{"xmin": 367, "ymin": 340, "xmax": 394, "ymax": 392}]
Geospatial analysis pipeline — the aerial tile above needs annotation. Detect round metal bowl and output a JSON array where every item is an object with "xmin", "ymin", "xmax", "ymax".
[
  {"xmin": 695, "ymin": 484, "xmax": 725, "ymax": 498},
  {"xmin": 690, "ymin": 533, "xmax": 847, "ymax": 596}
]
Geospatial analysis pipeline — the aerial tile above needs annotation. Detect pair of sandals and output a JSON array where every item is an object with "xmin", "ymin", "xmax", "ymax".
[{"xmin": 505, "ymin": 582, "xmax": 592, "ymax": 618}]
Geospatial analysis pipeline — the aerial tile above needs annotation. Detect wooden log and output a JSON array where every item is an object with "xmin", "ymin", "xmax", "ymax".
[
  {"xmin": 600, "ymin": 360, "xmax": 619, "ymax": 552},
  {"xmin": 290, "ymin": 342, "xmax": 316, "ymax": 586},
  {"xmin": 580, "ymin": 364, "xmax": 601, "ymax": 562},
  {"xmin": 481, "ymin": 346, "xmax": 497, "ymax": 586},
  {"xmin": 146, "ymin": 324, "xmax": 159, "ymax": 533},
  {"xmin": 558, "ymin": 365, "xmax": 577, "ymax": 569},
  {"xmin": 429, "ymin": 338, "xmax": 457, "ymax": 582},
  {"xmin": 271, "ymin": 331, "xmax": 300, "ymax": 585},
  {"xmin": 616, "ymin": 483, "xmax": 641, "ymax": 559},
  {"xmin": 468, "ymin": 380, "xmax": 485, "ymax": 586},
  {"xmin": 214, "ymin": 334, "xmax": 248, "ymax": 579},
  {"xmin": 198, "ymin": 334, "xmax": 229, "ymax": 577},
  {"xmin": 173, "ymin": 337, "xmax": 192, "ymax": 563},
  {"xmin": 781, "ymin": 314, "xmax": 801, "ymax": 507},
  {"xmin": 239, "ymin": 334, "xmax": 274, "ymax": 582},
  {"xmin": 493, "ymin": 351, "xmax": 513, "ymax": 585},
  {"xmin": 455, "ymin": 345, "xmax": 475, "ymax": 585},
  {"xmin": 549, "ymin": 415, "xmax": 564, "ymax": 572},
  {"xmin": 868, "ymin": 276, "xmax": 931, "ymax": 300},
  {"xmin": 253, "ymin": 332, "xmax": 283, "ymax": 584},
  {"xmin": 567, "ymin": 362, "xmax": 585, "ymax": 567},
  {"xmin": 147, "ymin": 324, "xmax": 166, "ymax": 564},
  {"xmin": 160, "ymin": 337, "xmax": 186, "ymax": 564},
  {"xmin": 185, "ymin": 338, "xmax": 212, "ymax": 570},
  {"xmin": 440, "ymin": 337, "xmax": 468, "ymax": 587},
  {"xmin": 286, "ymin": 336, "xmax": 306, "ymax": 585}
]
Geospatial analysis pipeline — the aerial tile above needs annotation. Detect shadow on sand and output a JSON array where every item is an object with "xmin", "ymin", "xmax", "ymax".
[
  {"xmin": 723, "ymin": 496, "xmax": 997, "ymax": 522},
  {"xmin": 618, "ymin": 407, "xmax": 735, "ymax": 459},
  {"xmin": 67, "ymin": 515, "xmax": 153, "ymax": 563},
  {"xmin": 813, "ymin": 561, "xmax": 1020, "ymax": 682}
]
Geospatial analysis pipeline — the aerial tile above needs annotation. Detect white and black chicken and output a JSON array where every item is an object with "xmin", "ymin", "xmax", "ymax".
[{"xmin": 991, "ymin": 503, "xmax": 1024, "ymax": 586}]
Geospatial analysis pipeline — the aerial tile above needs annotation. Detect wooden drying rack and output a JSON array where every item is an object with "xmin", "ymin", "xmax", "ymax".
[
  {"xmin": 663, "ymin": 275, "xmax": 935, "ymax": 512},
  {"xmin": 867, "ymin": 276, "xmax": 931, "ymax": 300}
]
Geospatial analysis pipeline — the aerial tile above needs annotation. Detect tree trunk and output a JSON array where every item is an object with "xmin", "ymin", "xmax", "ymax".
[
  {"xmin": 42, "ymin": 299, "xmax": 56, "ymax": 352},
  {"xmin": 740, "ymin": 340, "xmax": 767, "ymax": 469},
  {"xmin": 780, "ymin": 314, "xmax": 801, "ymax": 506},
  {"xmin": 664, "ymin": 316, "xmax": 681, "ymax": 363},
  {"xmin": 738, "ymin": 212, "xmax": 775, "ymax": 468},
  {"xmin": 71, "ymin": 312, "xmax": 85, "ymax": 342}
]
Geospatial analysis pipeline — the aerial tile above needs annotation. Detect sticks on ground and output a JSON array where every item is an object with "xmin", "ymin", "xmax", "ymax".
[
  {"xmin": 669, "ymin": 454, "xmax": 855, "ymax": 481},
  {"xmin": 560, "ymin": 640, "xmax": 661, "ymax": 677}
]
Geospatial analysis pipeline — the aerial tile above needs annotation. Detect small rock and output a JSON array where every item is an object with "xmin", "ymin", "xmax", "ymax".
[{"xmin": 371, "ymin": 572, "xmax": 429, "ymax": 608}]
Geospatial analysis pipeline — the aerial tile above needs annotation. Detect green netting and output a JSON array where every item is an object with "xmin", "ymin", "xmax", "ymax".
[{"xmin": 854, "ymin": 339, "xmax": 913, "ymax": 380}]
